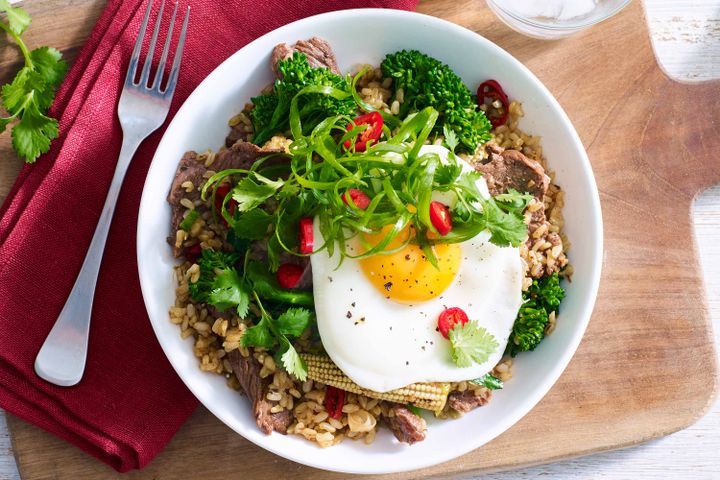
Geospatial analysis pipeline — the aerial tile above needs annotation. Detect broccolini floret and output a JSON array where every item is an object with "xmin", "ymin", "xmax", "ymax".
[
  {"xmin": 508, "ymin": 273, "xmax": 566, "ymax": 356},
  {"xmin": 187, "ymin": 249, "xmax": 240, "ymax": 303},
  {"xmin": 381, "ymin": 50, "xmax": 492, "ymax": 152},
  {"xmin": 250, "ymin": 52, "xmax": 356, "ymax": 145}
]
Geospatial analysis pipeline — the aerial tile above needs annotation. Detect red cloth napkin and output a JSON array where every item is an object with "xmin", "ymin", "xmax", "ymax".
[{"xmin": 0, "ymin": 0, "xmax": 417, "ymax": 472}]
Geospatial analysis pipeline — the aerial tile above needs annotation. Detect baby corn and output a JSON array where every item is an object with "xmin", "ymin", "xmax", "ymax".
[{"xmin": 301, "ymin": 353, "xmax": 450, "ymax": 412}]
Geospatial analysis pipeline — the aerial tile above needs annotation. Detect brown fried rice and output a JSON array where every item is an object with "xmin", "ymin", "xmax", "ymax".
[{"xmin": 167, "ymin": 65, "xmax": 569, "ymax": 447}]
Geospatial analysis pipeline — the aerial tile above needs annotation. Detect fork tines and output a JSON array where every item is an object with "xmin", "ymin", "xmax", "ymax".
[{"xmin": 126, "ymin": 0, "xmax": 190, "ymax": 95}]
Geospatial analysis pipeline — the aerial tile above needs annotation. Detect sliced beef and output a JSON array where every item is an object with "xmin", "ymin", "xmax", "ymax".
[
  {"xmin": 212, "ymin": 140, "xmax": 284, "ymax": 172},
  {"xmin": 447, "ymin": 389, "xmax": 492, "ymax": 413},
  {"xmin": 226, "ymin": 123, "xmax": 252, "ymax": 148},
  {"xmin": 476, "ymin": 147, "xmax": 549, "ymax": 199},
  {"xmin": 271, "ymin": 37, "xmax": 340, "ymax": 77},
  {"xmin": 167, "ymin": 141, "xmax": 286, "ymax": 242},
  {"xmin": 477, "ymin": 145, "xmax": 566, "ymax": 277},
  {"xmin": 227, "ymin": 349, "xmax": 293, "ymax": 434},
  {"xmin": 168, "ymin": 151, "xmax": 205, "ymax": 206},
  {"xmin": 383, "ymin": 404, "xmax": 426, "ymax": 445},
  {"xmin": 167, "ymin": 151, "xmax": 207, "ymax": 241}
]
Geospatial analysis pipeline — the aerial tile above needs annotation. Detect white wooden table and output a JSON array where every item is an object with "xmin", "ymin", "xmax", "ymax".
[{"xmin": 0, "ymin": 1, "xmax": 718, "ymax": 478}]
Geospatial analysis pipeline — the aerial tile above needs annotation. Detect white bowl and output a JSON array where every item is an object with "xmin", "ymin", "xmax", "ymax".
[{"xmin": 137, "ymin": 9, "xmax": 603, "ymax": 475}]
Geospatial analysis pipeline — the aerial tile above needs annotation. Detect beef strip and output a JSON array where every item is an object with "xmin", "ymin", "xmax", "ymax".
[
  {"xmin": 271, "ymin": 37, "xmax": 340, "ymax": 77},
  {"xmin": 476, "ymin": 147, "xmax": 549, "ymax": 199},
  {"xmin": 477, "ymin": 144, "xmax": 565, "ymax": 277},
  {"xmin": 166, "ymin": 151, "xmax": 208, "ymax": 255},
  {"xmin": 227, "ymin": 349, "xmax": 293, "ymax": 434},
  {"xmin": 226, "ymin": 123, "xmax": 251, "ymax": 148},
  {"xmin": 167, "ymin": 141, "xmax": 287, "ymax": 257},
  {"xmin": 212, "ymin": 140, "xmax": 284, "ymax": 171},
  {"xmin": 447, "ymin": 389, "xmax": 492, "ymax": 413},
  {"xmin": 382, "ymin": 404, "xmax": 426, "ymax": 445}
]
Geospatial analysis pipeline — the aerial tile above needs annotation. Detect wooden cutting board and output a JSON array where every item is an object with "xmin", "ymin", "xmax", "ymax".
[{"xmin": 2, "ymin": 0, "xmax": 719, "ymax": 478}]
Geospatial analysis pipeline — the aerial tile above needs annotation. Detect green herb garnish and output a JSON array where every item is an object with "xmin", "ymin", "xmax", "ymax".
[
  {"xmin": 179, "ymin": 210, "xmax": 200, "ymax": 231},
  {"xmin": 470, "ymin": 373, "xmax": 504, "ymax": 390},
  {"xmin": 204, "ymin": 99, "xmax": 528, "ymax": 269},
  {"xmin": 241, "ymin": 293, "xmax": 313, "ymax": 380},
  {"xmin": 0, "ymin": 1, "xmax": 67, "ymax": 163},
  {"xmin": 448, "ymin": 321, "xmax": 499, "ymax": 368},
  {"xmin": 187, "ymin": 249, "xmax": 250, "ymax": 317}
]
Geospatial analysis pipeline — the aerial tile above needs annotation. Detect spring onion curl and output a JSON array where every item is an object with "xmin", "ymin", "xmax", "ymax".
[{"xmin": 203, "ymin": 69, "xmax": 528, "ymax": 270}]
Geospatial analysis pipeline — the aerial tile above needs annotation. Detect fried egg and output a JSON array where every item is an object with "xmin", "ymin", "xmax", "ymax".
[{"xmin": 310, "ymin": 146, "xmax": 523, "ymax": 392}]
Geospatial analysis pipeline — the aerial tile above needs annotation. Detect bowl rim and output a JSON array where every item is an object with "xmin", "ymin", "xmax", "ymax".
[
  {"xmin": 137, "ymin": 7, "xmax": 603, "ymax": 474},
  {"xmin": 485, "ymin": 0, "xmax": 632, "ymax": 31}
]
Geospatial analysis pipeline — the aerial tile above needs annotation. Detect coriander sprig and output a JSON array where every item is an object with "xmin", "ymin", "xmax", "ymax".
[
  {"xmin": 0, "ymin": 0, "xmax": 66, "ymax": 163},
  {"xmin": 241, "ymin": 292, "xmax": 312, "ymax": 381},
  {"xmin": 448, "ymin": 321, "xmax": 499, "ymax": 368}
]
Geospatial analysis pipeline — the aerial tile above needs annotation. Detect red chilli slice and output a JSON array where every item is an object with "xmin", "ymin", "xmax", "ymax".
[
  {"xmin": 344, "ymin": 111, "xmax": 383, "ymax": 152},
  {"xmin": 299, "ymin": 217, "xmax": 314, "ymax": 254},
  {"xmin": 429, "ymin": 201, "xmax": 453, "ymax": 236},
  {"xmin": 342, "ymin": 188, "xmax": 371, "ymax": 210},
  {"xmin": 214, "ymin": 184, "xmax": 237, "ymax": 226},
  {"xmin": 184, "ymin": 244, "xmax": 203, "ymax": 264},
  {"xmin": 477, "ymin": 79, "xmax": 510, "ymax": 128},
  {"xmin": 277, "ymin": 263, "xmax": 305, "ymax": 289},
  {"xmin": 324, "ymin": 386, "xmax": 346, "ymax": 420},
  {"xmin": 438, "ymin": 307, "xmax": 469, "ymax": 339}
]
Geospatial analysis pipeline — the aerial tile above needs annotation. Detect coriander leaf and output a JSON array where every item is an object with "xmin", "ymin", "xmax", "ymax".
[
  {"xmin": 435, "ymin": 161, "xmax": 463, "ymax": 186},
  {"xmin": 456, "ymin": 171, "xmax": 484, "ymax": 200},
  {"xmin": 279, "ymin": 338, "xmax": 307, "ymax": 381},
  {"xmin": 241, "ymin": 317, "xmax": 276, "ymax": 349},
  {"xmin": 275, "ymin": 308, "xmax": 312, "ymax": 337},
  {"xmin": 448, "ymin": 321, "xmax": 498, "ymax": 368},
  {"xmin": 179, "ymin": 210, "xmax": 200, "ymax": 231},
  {"xmin": 11, "ymin": 101, "xmax": 58, "ymax": 163},
  {"xmin": 0, "ymin": 117, "xmax": 8, "ymax": 134},
  {"xmin": 481, "ymin": 197, "xmax": 528, "ymax": 247},
  {"xmin": 1, "ymin": 67, "xmax": 37, "ymax": 113},
  {"xmin": 494, "ymin": 188, "xmax": 533, "ymax": 214},
  {"xmin": 442, "ymin": 125, "xmax": 459, "ymax": 153},
  {"xmin": 207, "ymin": 269, "xmax": 249, "ymax": 316},
  {"xmin": 231, "ymin": 178, "xmax": 279, "ymax": 212},
  {"xmin": 266, "ymin": 236, "xmax": 282, "ymax": 272},
  {"xmin": 233, "ymin": 209, "xmax": 273, "ymax": 240},
  {"xmin": 0, "ymin": 0, "xmax": 31, "ymax": 35},
  {"xmin": 187, "ymin": 249, "xmax": 239, "ymax": 303},
  {"xmin": 28, "ymin": 47, "xmax": 67, "ymax": 109},
  {"xmin": 470, "ymin": 373, "xmax": 504, "ymax": 390},
  {"xmin": 277, "ymin": 181, "xmax": 300, "ymax": 200}
]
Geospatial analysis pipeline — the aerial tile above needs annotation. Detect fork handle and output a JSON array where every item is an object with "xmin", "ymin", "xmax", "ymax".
[{"xmin": 34, "ymin": 133, "xmax": 144, "ymax": 386}]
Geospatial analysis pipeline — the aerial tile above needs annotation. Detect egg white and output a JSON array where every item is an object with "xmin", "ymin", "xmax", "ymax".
[{"xmin": 310, "ymin": 146, "xmax": 524, "ymax": 392}]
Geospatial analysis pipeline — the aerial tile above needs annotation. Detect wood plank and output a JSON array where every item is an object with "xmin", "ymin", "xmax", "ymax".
[
  {"xmin": 4, "ymin": 0, "xmax": 720, "ymax": 478},
  {"xmin": 0, "ymin": 0, "xmax": 107, "ymax": 206}
]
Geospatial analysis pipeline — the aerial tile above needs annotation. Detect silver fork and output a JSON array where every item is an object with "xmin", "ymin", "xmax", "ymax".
[{"xmin": 34, "ymin": 0, "xmax": 190, "ymax": 387}]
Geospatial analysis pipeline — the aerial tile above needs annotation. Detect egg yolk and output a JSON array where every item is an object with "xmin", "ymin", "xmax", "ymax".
[{"xmin": 358, "ymin": 225, "xmax": 461, "ymax": 304}]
